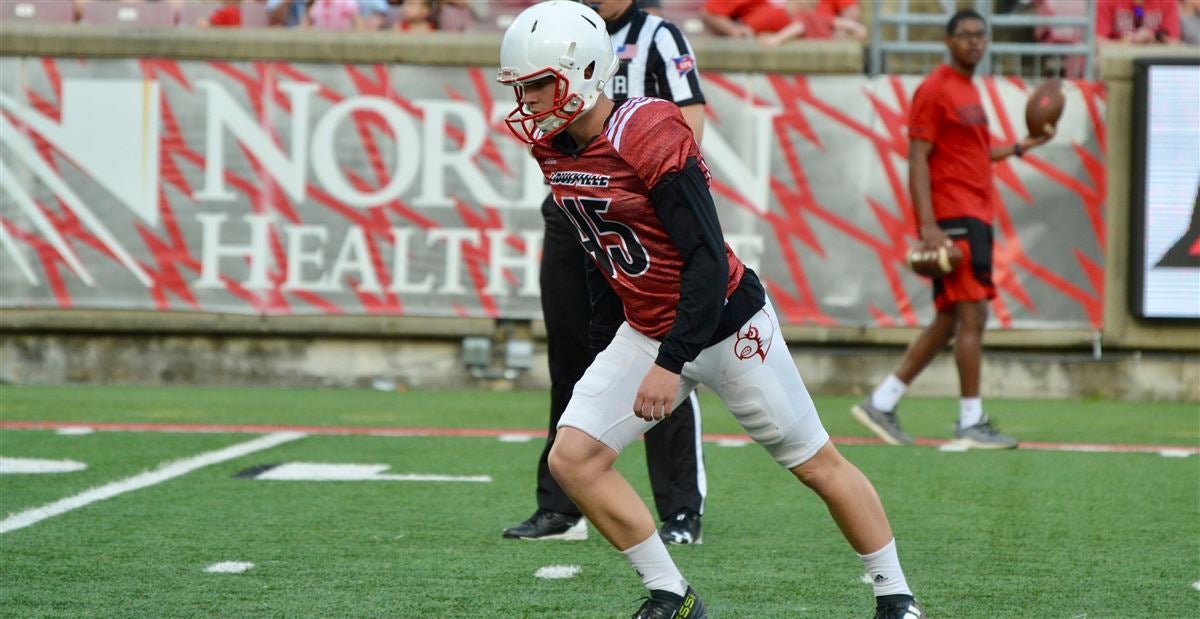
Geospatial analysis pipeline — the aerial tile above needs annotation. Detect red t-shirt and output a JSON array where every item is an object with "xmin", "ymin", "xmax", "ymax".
[
  {"xmin": 531, "ymin": 98, "xmax": 746, "ymax": 339},
  {"xmin": 908, "ymin": 65, "xmax": 993, "ymax": 223},
  {"xmin": 814, "ymin": 0, "xmax": 857, "ymax": 18},
  {"xmin": 1095, "ymin": 0, "xmax": 1181, "ymax": 40},
  {"xmin": 703, "ymin": 0, "xmax": 792, "ymax": 33},
  {"xmin": 209, "ymin": 6, "xmax": 241, "ymax": 27}
]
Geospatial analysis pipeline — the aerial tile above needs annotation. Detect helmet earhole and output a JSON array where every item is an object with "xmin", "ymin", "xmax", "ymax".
[{"xmin": 584, "ymin": 61, "xmax": 595, "ymax": 80}]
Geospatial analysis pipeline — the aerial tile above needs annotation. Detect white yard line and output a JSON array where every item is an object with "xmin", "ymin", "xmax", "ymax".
[{"xmin": 0, "ymin": 432, "xmax": 305, "ymax": 535}]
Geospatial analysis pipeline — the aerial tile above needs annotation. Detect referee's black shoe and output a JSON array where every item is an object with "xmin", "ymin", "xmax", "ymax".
[
  {"xmin": 659, "ymin": 508, "xmax": 702, "ymax": 545},
  {"xmin": 501, "ymin": 509, "xmax": 587, "ymax": 540},
  {"xmin": 632, "ymin": 586, "xmax": 706, "ymax": 619}
]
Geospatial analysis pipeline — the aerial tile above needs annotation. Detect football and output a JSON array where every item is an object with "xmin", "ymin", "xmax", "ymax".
[
  {"xmin": 905, "ymin": 243, "xmax": 963, "ymax": 278},
  {"xmin": 1025, "ymin": 78, "xmax": 1064, "ymax": 138}
]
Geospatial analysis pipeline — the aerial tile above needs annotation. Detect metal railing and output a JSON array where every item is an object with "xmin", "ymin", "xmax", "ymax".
[{"xmin": 869, "ymin": 0, "xmax": 1096, "ymax": 78}]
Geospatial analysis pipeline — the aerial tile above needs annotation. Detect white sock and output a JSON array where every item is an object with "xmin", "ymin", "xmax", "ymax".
[
  {"xmin": 959, "ymin": 397, "xmax": 983, "ymax": 428},
  {"xmin": 858, "ymin": 538, "xmax": 912, "ymax": 597},
  {"xmin": 870, "ymin": 374, "xmax": 907, "ymax": 412},
  {"xmin": 621, "ymin": 532, "xmax": 686, "ymax": 596}
]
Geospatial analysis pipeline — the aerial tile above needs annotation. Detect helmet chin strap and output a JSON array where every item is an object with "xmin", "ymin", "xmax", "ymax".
[
  {"xmin": 535, "ymin": 115, "xmax": 566, "ymax": 134},
  {"xmin": 534, "ymin": 94, "xmax": 584, "ymax": 134}
]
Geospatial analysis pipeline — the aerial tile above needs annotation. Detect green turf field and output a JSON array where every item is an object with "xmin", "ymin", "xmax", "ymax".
[{"xmin": 1, "ymin": 386, "xmax": 1197, "ymax": 618}]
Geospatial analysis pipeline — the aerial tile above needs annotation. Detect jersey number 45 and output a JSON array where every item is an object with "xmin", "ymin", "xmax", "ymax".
[{"xmin": 557, "ymin": 196, "xmax": 650, "ymax": 278}]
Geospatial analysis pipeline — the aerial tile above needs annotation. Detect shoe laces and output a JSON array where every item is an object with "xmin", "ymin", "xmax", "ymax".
[
  {"xmin": 631, "ymin": 597, "xmax": 673, "ymax": 619},
  {"xmin": 632, "ymin": 589, "xmax": 688, "ymax": 619},
  {"xmin": 669, "ymin": 508, "xmax": 694, "ymax": 523},
  {"xmin": 978, "ymin": 417, "xmax": 1004, "ymax": 433}
]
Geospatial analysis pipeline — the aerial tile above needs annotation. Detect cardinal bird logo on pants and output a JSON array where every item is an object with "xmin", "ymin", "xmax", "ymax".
[{"xmin": 734, "ymin": 311, "xmax": 774, "ymax": 363}]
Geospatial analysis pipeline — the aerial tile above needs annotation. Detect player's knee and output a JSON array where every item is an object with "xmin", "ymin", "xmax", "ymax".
[
  {"xmin": 546, "ymin": 442, "xmax": 579, "ymax": 486},
  {"xmin": 789, "ymin": 442, "xmax": 844, "ymax": 489},
  {"xmin": 547, "ymin": 429, "xmax": 608, "ymax": 486},
  {"xmin": 955, "ymin": 302, "xmax": 987, "ymax": 333}
]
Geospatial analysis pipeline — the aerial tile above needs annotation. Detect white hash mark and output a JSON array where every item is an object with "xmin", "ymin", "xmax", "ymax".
[
  {"xmin": 535, "ymin": 565, "xmax": 581, "ymax": 580},
  {"xmin": 205, "ymin": 562, "xmax": 254, "ymax": 574}
]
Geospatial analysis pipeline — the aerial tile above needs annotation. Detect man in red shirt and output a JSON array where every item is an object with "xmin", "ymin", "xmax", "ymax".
[
  {"xmin": 853, "ymin": 9, "xmax": 1053, "ymax": 450},
  {"xmin": 1095, "ymin": 0, "xmax": 1181, "ymax": 43},
  {"xmin": 498, "ymin": 3, "xmax": 924, "ymax": 618}
]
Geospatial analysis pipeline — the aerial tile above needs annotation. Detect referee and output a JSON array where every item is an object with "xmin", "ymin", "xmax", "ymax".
[{"xmin": 502, "ymin": 0, "xmax": 709, "ymax": 545}]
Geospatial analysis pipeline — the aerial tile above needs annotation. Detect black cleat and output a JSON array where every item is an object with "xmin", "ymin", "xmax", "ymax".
[
  {"xmin": 501, "ymin": 509, "xmax": 587, "ymax": 540},
  {"xmin": 658, "ymin": 508, "xmax": 703, "ymax": 545},
  {"xmin": 873, "ymin": 594, "xmax": 926, "ymax": 619},
  {"xmin": 632, "ymin": 586, "xmax": 707, "ymax": 619}
]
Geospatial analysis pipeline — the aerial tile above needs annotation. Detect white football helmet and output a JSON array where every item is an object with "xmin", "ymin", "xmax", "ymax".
[{"xmin": 497, "ymin": 1, "xmax": 618, "ymax": 144}]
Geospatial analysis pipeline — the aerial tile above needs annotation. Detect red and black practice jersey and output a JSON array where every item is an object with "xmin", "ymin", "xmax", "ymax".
[{"xmin": 531, "ymin": 97, "xmax": 754, "ymax": 368}]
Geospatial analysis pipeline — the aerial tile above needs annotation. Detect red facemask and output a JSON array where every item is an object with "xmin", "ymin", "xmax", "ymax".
[{"xmin": 498, "ymin": 67, "xmax": 585, "ymax": 145}]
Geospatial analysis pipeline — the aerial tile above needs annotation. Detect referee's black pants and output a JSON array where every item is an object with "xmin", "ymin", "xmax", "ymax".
[{"xmin": 535, "ymin": 194, "xmax": 706, "ymax": 521}]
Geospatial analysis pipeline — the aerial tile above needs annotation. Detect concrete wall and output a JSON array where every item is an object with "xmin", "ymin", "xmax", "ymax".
[{"xmin": 4, "ymin": 332, "xmax": 1195, "ymax": 401}]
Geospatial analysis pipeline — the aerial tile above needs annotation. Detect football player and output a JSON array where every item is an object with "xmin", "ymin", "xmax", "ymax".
[
  {"xmin": 498, "ymin": 3, "xmax": 924, "ymax": 617},
  {"xmin": 502, "ymin": 0, "xmax": 710, "ymax": 548},
  {"xmin": 853, "ymin": 9, "xmax": 1053, "ymax": 450}
]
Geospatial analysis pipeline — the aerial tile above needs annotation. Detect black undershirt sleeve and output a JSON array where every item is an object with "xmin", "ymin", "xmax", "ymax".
[
  {"xmin": 585, "ymin": 258, "xmax": 625, "ymax": 356},
  {"xmin": 649, "ymin": 157, "xmax": 728, "ymax": 373}
]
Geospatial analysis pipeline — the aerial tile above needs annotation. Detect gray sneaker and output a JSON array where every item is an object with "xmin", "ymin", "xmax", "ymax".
[
  {"xmin": 953, "ymin": 418, "xmax": 1018, "ymax": 449},
  {"xmin": 851, "ymin": 398, "xmax": 915, "ymax": 445}
]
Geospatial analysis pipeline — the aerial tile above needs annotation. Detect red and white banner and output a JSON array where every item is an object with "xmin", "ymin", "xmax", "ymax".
[{"xmin": 0, "ymin": 58, "xmax": 1106, "ymax": 329}]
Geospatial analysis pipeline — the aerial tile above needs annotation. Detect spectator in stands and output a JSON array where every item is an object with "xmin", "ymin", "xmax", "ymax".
[
  {"xmin": 700, "ymin": 0, "xmax": 791, "ymax": 38},
  {"xmin": 1181, "ymin": 0, "xmax": 1200, "ymax": 44},
  {"xmin": 815, "ymin": 0, "xmax": 860, "ymax": 22},
  {"xmin": 436, "ymin": 0, "xmax": 474, "ymax": 31},
  {"xmin": 759, "ymin": 1, "xmax": 867, "ymax": 45},
  {"xmin": 1096, "ymin": 0, "xmax": 1181, "ymax": 43},
  {"xmin": 703, "ymin": 0, "xmax": 865, "ymax": 45},
  {"xmin": 308, "ymin": 0, "xmax": 382, "ymax": 30},
  {"xmin": 266, "ymin": 0, "xmax": 308, "ymax": 27},
  {"xmin": 198, "ymin": 0, "xmax": 243, "ymax": 27},
  {"xmin": 308, "ymin": 0, "xmax": 356, "ymax": 29},
  {"xmin": 358, "ymin": 0, "xmax": 390, "ymax": 29},
  {"xmin": 393, "ymin": 0, "xmax": 435, "ymax": 31}
]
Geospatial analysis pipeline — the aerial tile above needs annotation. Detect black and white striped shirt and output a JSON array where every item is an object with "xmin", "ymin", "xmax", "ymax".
[{"xmin": 604, "ymin": 6, "xmax": 705, "ymax": 107}]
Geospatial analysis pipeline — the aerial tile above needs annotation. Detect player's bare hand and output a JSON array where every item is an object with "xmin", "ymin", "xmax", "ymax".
[
  {"xmin": 1023, "ymin": 125, "xmax": 1055, "ymax": 149},
  {"xmin": 633, "ymin": 365, "xmax": 681, "ymax": 421},
  {"xmin": 919, "ymin": 222, "xmax": 950, "ymax": 252}
]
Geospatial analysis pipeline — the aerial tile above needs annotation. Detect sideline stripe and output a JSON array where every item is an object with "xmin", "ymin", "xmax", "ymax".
[
  {"xmin": 0, "ymin": 432, "xmax": 305, "ymax": 535},
  {"xmin": 2, "ymin": 420, "xmax": 1196, "ymax": 456}
]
